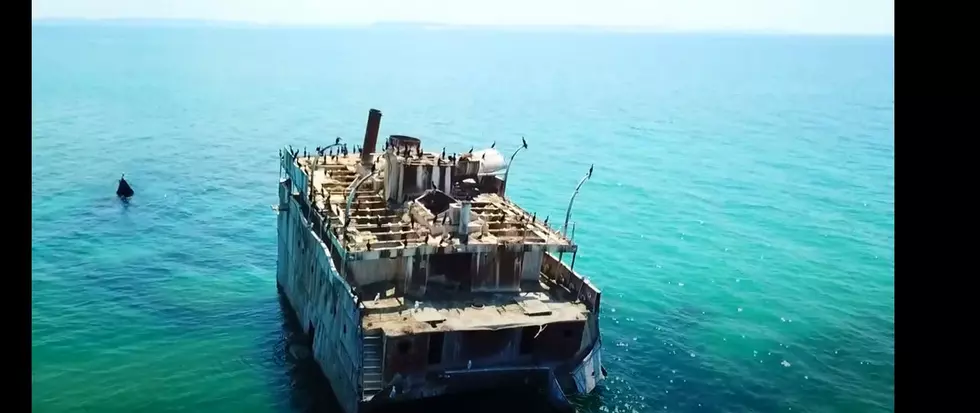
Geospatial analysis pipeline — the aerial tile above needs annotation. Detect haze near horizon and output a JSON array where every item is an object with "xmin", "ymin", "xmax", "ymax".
[{"xmin": 32, "ymin": 0, "xmax": 894, "ymax": 35}]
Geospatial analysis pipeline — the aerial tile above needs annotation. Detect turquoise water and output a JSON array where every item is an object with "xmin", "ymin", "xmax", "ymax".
[{"xmin": 31, "ymin": 24, "xmax": 894, "ymax": 413}]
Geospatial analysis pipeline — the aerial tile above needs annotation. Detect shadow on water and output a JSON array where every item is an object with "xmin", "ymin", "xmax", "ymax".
[{"xmin": 272, "ymin": 293, "xmax": 568, "ymax": 413}]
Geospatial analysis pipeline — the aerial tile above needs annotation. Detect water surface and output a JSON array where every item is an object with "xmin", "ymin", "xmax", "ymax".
[{"xmin": 32, "ymin": 25, "xmax": 894, "ymax": 413}]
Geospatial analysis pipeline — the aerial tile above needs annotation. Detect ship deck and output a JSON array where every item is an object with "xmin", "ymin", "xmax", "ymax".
[
  {"xmin": 296, "ymin": 154, "xmax": 575, "ymax": 255},
  {"xmin": 359, "ymin": 280, "xmax": 589, "ymax": 336}
]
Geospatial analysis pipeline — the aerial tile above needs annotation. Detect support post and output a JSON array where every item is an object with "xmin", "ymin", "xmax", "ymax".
[
  {"xmin": 561, "ymin": 165, "xmax": 593, "ymax": 238},
  {"xmin": 501, "ymin": 137, "xmax": 528, "ymax": 198}
]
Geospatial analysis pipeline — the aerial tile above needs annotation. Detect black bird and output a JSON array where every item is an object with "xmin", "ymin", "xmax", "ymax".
[
  {"xmin": 431, "ymin": 180, "xmax": 438, "ymax": 190},
  {"xmin": 491, "ymin": 141, "xmax": 496, "ymax": 149},
  {"xmin": 116, "ymin": 174, "xmax": 134, "ymax": 198},
  {"xmin": 544, "ymin": 216, "xmax": 549, "ymax": 226},
  {"xmin": 588, "ymin": 164, "xmax": 594, "ymax": 178},
  {"xmin": 336, "ymin": 137, "xmax": 342, "ymax": 145},
  {"xmin": 522, "ymin": 136, "xmax": 528, "ymax": 149},
  {"xmin": 468, "ymin": 147, "xmax": 473, "ymax": 154},
  {"xmin": 441, "ymin": 148, "xmax": 446, "ymax": 159},
  {"xmin": 532, "ymin": 212, "xmax": 536, "ymax": 222},
  {"xmin": 481, "ymin": 153, "xmax": 486, "ymax": 160}
]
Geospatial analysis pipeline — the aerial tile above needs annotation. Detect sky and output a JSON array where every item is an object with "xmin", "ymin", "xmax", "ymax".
[{"xmin": 31, "ymin": 0, "xmax": 895, "ymax": 35}]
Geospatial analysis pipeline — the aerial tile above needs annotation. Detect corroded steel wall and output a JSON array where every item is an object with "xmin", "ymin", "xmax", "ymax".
[
  {"xmin": 541, "ymin": 253, "xmax": 602, "ymax": 313},
  {"xmin": 281, "ymin": 149, "xmax": 309, "ymax": 201},
  {"xmin": 571, "ymin": 337, "xmax": 605, "ymax": 394},
  {"xmin": 277, "ymin": 177, "xmax": 364, "ymax": 413},
  {"xmin": 532, "ymin": 321, "xmax": 585, "ymax": 362}
]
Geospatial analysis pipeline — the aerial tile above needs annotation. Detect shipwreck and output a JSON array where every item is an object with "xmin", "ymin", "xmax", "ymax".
[{"xmin": 275, "ymin": 108, "xmax": 606, "ymax": 413}]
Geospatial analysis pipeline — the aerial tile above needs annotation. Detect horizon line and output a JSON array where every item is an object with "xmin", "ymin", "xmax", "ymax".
[{"xmin": 30, "ymin": 17, "xmax": 895, "ymax": 37}]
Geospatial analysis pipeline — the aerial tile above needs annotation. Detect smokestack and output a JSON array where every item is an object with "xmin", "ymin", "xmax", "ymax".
[
  {"xmin": 361, "ymin": 108, "xmax": 383, "ymax": 167},
  {"xmin": 458, "ymin": 201, "xmax": 471, "ymax": 244}
]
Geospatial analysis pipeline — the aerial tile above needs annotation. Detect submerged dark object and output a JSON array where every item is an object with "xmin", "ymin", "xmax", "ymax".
[{"xmin": 116, "ymin": 175, "xmax": 134, "ymax": 198}]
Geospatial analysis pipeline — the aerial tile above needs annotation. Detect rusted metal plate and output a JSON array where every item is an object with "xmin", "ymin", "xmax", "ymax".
[
  {"xmin": 516, "ymin": 298, "xmax": 552, "ymax": 316},
  {"xmin": 459, "ymin": 329, "xmax": 516, "ymax": 361},
  {"xmin": 497, "ymin": 246, "xmax": 522, "ymax": 290},
  {"xmin": 412, "ymin": 308, "xmax": 446, "ymax": 323},
  {"xmin": 472, "ymin": 252, "xmax": 497, "ymax": 291}
]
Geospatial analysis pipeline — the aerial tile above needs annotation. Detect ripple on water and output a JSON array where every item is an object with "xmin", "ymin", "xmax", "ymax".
[{"xmin": 33, "ymin": 29, "xmax": 893, "ymax": 413}]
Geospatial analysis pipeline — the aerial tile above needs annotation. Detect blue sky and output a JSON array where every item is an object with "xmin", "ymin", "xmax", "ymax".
[{"xmin": 31, "ymin": 0, "xmax": 894, "ymax": 35}]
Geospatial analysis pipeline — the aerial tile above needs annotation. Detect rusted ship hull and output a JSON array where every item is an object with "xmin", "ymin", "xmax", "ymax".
[
  {"xmin": 359, "ymin": 340, "xmax": 606, "ymax": 408},
  {"xmin": 276, "ymin": 176, "xmax": 605, "ymax": 412},
  {"xmin": 275, "ymin": 109, "xmax": 606, "ymax": 413}
]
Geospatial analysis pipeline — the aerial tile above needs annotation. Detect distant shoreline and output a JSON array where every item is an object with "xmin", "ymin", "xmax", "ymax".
[{"xmin": 30, "ymin": 18, "xmax": 894, "ymax": 38}]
